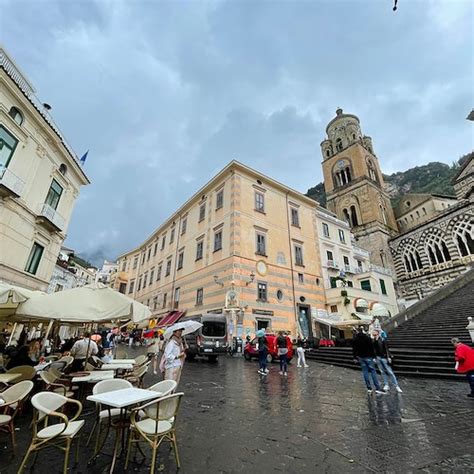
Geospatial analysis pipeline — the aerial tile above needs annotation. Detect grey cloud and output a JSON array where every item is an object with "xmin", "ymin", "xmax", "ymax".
[{"xmin": 1, "ymin": 0, "xmax": 472, "ymax": 264}]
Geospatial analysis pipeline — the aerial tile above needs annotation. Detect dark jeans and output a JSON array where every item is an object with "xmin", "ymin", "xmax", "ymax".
[
  {"xmin": 467, "ymin": 370, "xmax": 474, "ymax": 395},
  {"xmin": 258, "ymin": 351, "xmax": 267, "ymax": 371},
  {"xmin": 279, "ymin": 353, "xmax": 288, "ymax": 372},
  {"xmin": 359, "ymin": 357, "xmax": 381, "ymax": 391},
  {"xmin": 71, "ymin": 358, "xmax": 85, "ymax": 372}
]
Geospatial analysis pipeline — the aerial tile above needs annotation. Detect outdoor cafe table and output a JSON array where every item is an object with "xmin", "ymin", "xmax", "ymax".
[
  {"xmin": 100, "ymin": 363, "xmax": 134, "ymax": 371},
  {"xmin": 108, "ymin": 359, "xmax": 136, "ymax": 364},
  {"xmin": 0, "ymin": 373, "xmax": 20, "ymax": 386},
  {"xmin": 72, "ymin": 370, "xmax": 115, "ymax": 383},
  {"xmin": 87, "ymin": 387, "xmax": 163, "ymax": 473}
]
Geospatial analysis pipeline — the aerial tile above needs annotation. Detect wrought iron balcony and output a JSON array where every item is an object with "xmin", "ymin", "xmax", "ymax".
[
  {"xmin": 0, "ymin": 167, "xmax": 25, "ymax": 198},
  {"xmin": 37, "ymin": 203, "xmax": 65, "ymax": 232}
]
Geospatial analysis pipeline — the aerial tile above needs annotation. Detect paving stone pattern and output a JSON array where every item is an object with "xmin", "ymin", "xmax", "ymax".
[{"xmin": 1, "ymin": 349, "xmax": 473, "ymax": 473}]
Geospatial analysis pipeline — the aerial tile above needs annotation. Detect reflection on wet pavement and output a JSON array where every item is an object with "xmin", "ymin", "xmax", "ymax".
[{"xmin": 1, "ymin": 354, "xmax": 473, "ymax": 473}]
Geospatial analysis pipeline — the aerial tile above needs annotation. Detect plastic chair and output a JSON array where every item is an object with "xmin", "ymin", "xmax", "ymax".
[
  {"xmin": 125, "ymin": 393, "xmax": 184, "ymax": 473},
  {"xmin": 59, "ymin": 356, "xmax": 74, "ymax": 368},
  {"xmin": 40, "ymin": 370, "xmax": 75, "ymax": 398},
  {"xmin": 124, "ymin": 364, "xmax": 149, "ymax": 388},
  {"xmin": 6, "ymin": 366, "xmax": 36, "ymax": 382},
  {"xmin": 0, "ymin": 380, "xmax": 34, "ymax": 454},
  {"xmin": 18, "ymin": 392, "xmax": 84, "ymax": 474},
  {"xmin": 134, "ymin": 355, "xmax": 148, "ymax": 367},
  {"xmin": 86, "ymin": 378, "xmax": 133, "ymax": 453}
]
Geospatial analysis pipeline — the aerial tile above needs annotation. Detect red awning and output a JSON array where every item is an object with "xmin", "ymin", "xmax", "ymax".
[{"xmin": 157, "ymin": 311, "xmax": 185, "ymax": 328}]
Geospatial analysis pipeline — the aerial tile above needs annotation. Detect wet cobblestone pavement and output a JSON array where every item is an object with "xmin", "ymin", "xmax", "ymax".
[{"xmin": 1, "ymin": 349, "xmax": 473, "ymax": 473}]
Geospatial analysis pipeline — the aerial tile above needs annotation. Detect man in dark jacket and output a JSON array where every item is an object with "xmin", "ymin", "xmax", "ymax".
[
  {"xmin": 373, "ymin": 330, "xmax": 402, "ymax": 393},
  {"xmin": 352, "ymin": 327, "xmax": 383, "ymax": 394}
]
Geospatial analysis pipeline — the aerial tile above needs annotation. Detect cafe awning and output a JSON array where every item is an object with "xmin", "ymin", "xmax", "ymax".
[
  {"xmin": 354, "ymin": 298, "xmax": 369, "ymax": 309},
  {"xmin": 156, "ymin": 310, "xmax": 185, "ymax": 328}
]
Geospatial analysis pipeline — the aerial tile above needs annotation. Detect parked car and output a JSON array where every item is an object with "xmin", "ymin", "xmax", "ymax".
[
  {"xmin": 184, "ymin": 314, "xmax": 228, "ymax": 362},
  {"xmin": 244, "ymin": 334, "xmax": 294, "ymax": 363}
]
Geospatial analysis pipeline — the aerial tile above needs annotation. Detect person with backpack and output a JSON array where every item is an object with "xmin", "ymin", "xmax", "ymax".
[{"xmin": 257, "ymin": 330, "xmax": 269, "ymax": 376}]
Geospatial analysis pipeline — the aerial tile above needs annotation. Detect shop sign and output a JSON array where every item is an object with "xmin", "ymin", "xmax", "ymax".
[{"xmin": 252, "ymin": 309, "xmax": 274, "ymax": 316}]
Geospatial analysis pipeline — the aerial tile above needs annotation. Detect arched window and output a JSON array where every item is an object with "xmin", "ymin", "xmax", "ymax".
[
  {"xmin": 350, "ymin": 205, "xmax": 359, "ymax": 226},
  {"xmin": 403, "ymin": 244, "xmax": 423, "ymax": 274},
  {"xmin": 59, "ymin": 164, "xmax": 67, "ymax": 176},
  {"xmin": 326, "ymin": 150, "xmax": 330, "ymax": 157},
  {"xmin": 8, "ymin": 106, "xmax": 23, "ymax": 126},
  {"xmin": 336, "ymin": 138, "xmax": 343, "ymax": 152},
  {"xmin": 452, "ymin": 218, "xmax": 474, "ymax": 257},
  {"xmin": 342, "ymin": 208, "xmax": 351, "ymax": 225},
  {"xmin": 380, "ymin": 205, "xmax": 388, "ymax": 225},
  {"xmin": 424, "ymin": 232, "xmax": 451, "ymax": 266},
  {"xmin": 367, "ymin": 160, "xmax": 377, "ymax": 182}
]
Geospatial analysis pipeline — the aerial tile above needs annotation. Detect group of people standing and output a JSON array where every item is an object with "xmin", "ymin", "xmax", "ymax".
[{"xmin": 352, "ymin": 326, "xmax": 403, "ymax": 394}]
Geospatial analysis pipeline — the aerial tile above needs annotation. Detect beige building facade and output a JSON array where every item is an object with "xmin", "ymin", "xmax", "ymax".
[
  {"xmin": 0, "ymin": 47, "xmax": 89, "ymax": 291},
  {"xmin": 118, "ymin": 161, "xmax": 326, "ymax": 338}
]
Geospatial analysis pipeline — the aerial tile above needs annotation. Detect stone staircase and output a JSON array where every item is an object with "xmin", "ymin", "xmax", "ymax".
[{"xmin": 307, "ymin": 268, "xmax": 474, "ymax": 378}]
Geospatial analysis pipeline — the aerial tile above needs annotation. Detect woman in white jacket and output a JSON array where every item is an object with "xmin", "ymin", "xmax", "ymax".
[{"xmin": 162, "ymin": 328, "xmax": 186, "ymax": 384}]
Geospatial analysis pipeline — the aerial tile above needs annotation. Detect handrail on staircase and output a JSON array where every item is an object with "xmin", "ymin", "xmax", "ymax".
[{"xmin": 383, "ymin": 266, "xmax": 474, "ymax": 334}]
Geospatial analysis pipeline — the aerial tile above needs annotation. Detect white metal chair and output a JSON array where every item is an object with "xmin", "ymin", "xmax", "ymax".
[
  {"xmin": 125, "ymin": 392, "xmax": 184, "ymax": 473},
  {"xmin": 124, "ymin": 364, "xmax": 149, "ymax": 388},
  {"xmin": 18, "ymin": 392, "xmax": 84, "ymax": 474},
  {"xmin": 137, "ymin": 380, "xmax": 177, "ymax": 420},
  {"xmin": 0, "ymin": 380, "xmax": 34, "ymax": 454},
  {"xmin": 40, "ymin": 370, "xmax": 75, "ymax": 398},
  {"xmin": 86, "ymin": 378, "xmax": 133, "ymax": 454}
]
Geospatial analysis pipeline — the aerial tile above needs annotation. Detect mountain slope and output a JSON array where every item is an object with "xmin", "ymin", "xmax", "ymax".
[{"xmin": 306, "ymin": 154, "xmax": 472, "ymax": 207}]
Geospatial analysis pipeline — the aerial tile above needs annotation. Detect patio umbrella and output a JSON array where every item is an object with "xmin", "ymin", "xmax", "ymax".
[
  {"xmin": 163, "ymin": 320, "xmax": 202, "ymax": 340},
  {"xmin": 0, "ymin": 281, "xmax": 44, "ymax": 319},
  {"xmin": 16, "ymin": 282, "xmax": 151, "ymax": 324}
]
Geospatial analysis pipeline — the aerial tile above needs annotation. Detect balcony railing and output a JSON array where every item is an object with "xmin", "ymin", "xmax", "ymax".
[
  {"xmin": 343, "ymin": 264, "xmax": 355, "ymax": 274},
  {"xmin": 369, "ymin": 264, "xmax": 393, "ymax": 277},
  {"xmin": 37, "ymin": 203, "xmax": 65, "ymax": 231},
  {"xmin": 327, "ymin": 260, "xmax": 339, "ymax": 269},
  {"xmin": 0, "ymin": 167, "xmax": 25, "ymax": 197},
  {"xmin": 352, "ymin": 245, "xmax": 370, "ymax": 258}
]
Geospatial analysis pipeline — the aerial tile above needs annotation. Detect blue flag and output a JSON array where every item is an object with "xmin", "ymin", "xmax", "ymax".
[{"xmin": 79, "ymin": 150, "xmax": 89, "ymax": 165}]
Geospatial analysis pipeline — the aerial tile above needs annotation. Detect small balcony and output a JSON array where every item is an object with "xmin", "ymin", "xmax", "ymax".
[
  {"xmin": 0, "ymin": 167, "xmax": 25, "ymax": 198},
  {"xmin": 36, "ymin": 203, "xmax": 65, "ymax": 232},
  {"xmin": 327, "ymin": 260, "xmax": 339, "ymax": 270},
  {"xmin": 343, "ymin": 264, "xmax": 355, "ymax": 274}
]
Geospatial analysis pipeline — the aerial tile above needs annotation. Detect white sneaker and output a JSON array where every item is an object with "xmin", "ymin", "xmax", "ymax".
[
  {"xmin": 383, "ymin": 384, "xmax": 389, "ymax": 391},
  {"xmin": 395, "ymin": 386, "xmax": 403, "ymax": 393},
  {"xmin": 279, "ymin": 371, "xmax": 283, "ymax": 375},
  {"xmin": 258, "ymin": 370, "xmax": 264, "ymax": 375},
  {"xmin": 304, "ymin": 365, "xmax": 309, "ymax": 368},
  {"xmin": 367, "ymin": 389, "xmax": 373, "ymax": 394},
  {"xmin": 297, "ymin": 365, "xmax": 301, "ymax": 368},
  {"xmin": 284, "ymin": 372, "xmax": 288, "ymax": 376},
  {"xmin": 375, "ymin": 390, "xmax": 385, "ymax": 395},
  {"xmin": 265, "ymin": 369, "xmax": 269, "ymax": 373},
  {"xmin": 153, "ymin": 370, "xmax": 158, "ymax": 375}
]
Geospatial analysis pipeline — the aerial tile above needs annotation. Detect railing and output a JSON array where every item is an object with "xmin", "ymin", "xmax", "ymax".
[
  {"xmin": 369, "ymin": 264, "xmax": 393, "ymax": 277},
  {"xmin": 352, "ymin": 245, "xmax": 370, "ymax": 258},
  {"xmin": 354, "ymin": 267, "xmax": 364, "ymax": 274},
  {"xmin": 343, "ymin": 264, "xmax": 355, "ymax": 274},
  {"xmin": 327, "ymin": 260, "xmax": 339, "ymax": 269},
  {"xmin": 0, "ymin": 167, "xmax": 25, "ymax": 196},
  {"xmin": 38, "ymin": 203, "xmax": 65, "ymax": 231},
  {"xmin": 1, "ymin": 47, "xmax": 81, "ymax": 166}
]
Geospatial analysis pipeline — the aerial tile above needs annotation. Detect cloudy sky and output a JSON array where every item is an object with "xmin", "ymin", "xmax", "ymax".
[{"xmin": 2, "ymin": 0, "xmax": 473, "ymax": 264}]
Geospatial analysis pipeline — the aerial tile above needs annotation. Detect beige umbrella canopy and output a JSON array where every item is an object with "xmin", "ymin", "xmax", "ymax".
[
  {"xmin": 0, "ymin": 281, "xmax": 45, "ymax": 319},
  {"xmin": 16, "ymin": 283, "xmax": 151, "ymax": 324}
]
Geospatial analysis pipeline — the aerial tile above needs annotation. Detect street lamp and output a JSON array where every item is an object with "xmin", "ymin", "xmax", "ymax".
[{"xmin": 245, "ymin": 272, "xmax": 255, "ymax": 286}]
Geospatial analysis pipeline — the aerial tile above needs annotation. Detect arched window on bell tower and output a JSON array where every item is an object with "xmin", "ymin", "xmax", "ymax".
[
  {"xmin": 342, "ymin": 209, "xmax": 351, "ymax": 225},
  {"xmin": 350, "ymin": 206, "xmax": 359, "ymax": 226},
  {"xmin": 336, "ymin": 138, "xmax": 343, "ymax": 152}
]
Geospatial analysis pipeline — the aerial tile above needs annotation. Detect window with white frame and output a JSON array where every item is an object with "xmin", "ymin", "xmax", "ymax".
[
  {"xmin": 216, "ymin": 189, "xmax": 224, "ymax": 209},
  {"xmin": 294, "ymin": 244, "xmax": 304, "ymax": 266},
  {"xmin": 0, "ymin": 125, "xmax": 18, "ymax": 170},
  {"xmin": 181, "ymin": 217, "xmax": 187, "ymax": 235},
  {"xmin": 257, "ymin": 282, "xmax": 267, "ymax": 301},
  {"xmin": 165, "ymin": 258, "xmax": 172, "ymax": 276},
  {"xmin": 196, "ymin": 288, "xmax": 203, "ymax": 306},
  {"xmin": 322, "ymin": 223, "xmax": 330, "ymax": 238},
  {"xmin": 45, "ymin": 179, "xmax": 63, "ymax": 210},
  {"xmin": 338, "ymin": 229, "xmax": 345, "ymax": 243},
  {"xmin": 256, "ymin": 232, "xmax": 266, "ymax": 256},
  {"xmin": 291, "ymin": 208, "xmax": 300, "ymax": 227},
  {"xmin": 25, "ymin": 242, "xmax": 44, "ymax": 275},
  {"xmin": 255, "ymin": 192, "xmax": 265, "ymax": 212},
  {"xmin": 177, "ymin": 250, "xmax": 184, "ymax": 269},
  {"xmin": 199, "ymin": 202, "xmax": 206, "ymax": 222},
  {"xmin": 196, "ymin": 240, "xmax": 204, "ymax": 260},
  {"xmin": 214, "ymin": 230, "xmax": 222, "ymax": 251}
]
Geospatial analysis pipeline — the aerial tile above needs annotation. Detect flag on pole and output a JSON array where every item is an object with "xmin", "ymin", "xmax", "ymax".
[{"xmin": 79, "ymin": 150, "xmax": 89, "ymax": 166}]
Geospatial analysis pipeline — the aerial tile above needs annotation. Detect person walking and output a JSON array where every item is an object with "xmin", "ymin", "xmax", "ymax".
[
  {"xmin": 70, "ymin": 331, "xmax": 98, "ymax": 372},
  {"xmin": 148, "ymin": 332, "xmax": 164, "ymax": 375},
  {"xmin": 257, "ymin": 330, "xmax": 268, "ymax": 375},
  {"xmin": 296, "ymin": 337, "xmax": 309, "ymax": 368},
  {"xmin": 372, "ymin": 329, "xmax": 402, "ymax": 393},
  {"xmin": 276, "ymin": 331, "xmax": 289, "ymax": 376},
  {"xmin": 451, "ymin": 337, "xmax": 474, "ymax": 398},
  {"xmin": 162, "ymin": 328, "xmax": 186, "ymax": 385},
  {"xmin": 352, "ymin": 327, "xmax": 384, "ymax": 394}
]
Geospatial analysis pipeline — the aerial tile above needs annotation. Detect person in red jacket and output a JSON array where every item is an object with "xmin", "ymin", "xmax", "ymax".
[{"xmin": 451, "ymin": 338, "xmax": 474, "ymax": 398}]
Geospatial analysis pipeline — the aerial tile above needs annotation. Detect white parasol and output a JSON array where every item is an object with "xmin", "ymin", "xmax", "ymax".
[{"xmin": 163, "ymin": 320, "xmax": 202, "ymax": 340}]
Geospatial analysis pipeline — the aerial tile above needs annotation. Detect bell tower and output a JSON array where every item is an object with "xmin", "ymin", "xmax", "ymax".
[{"xmin": 321, "ymin": 108, "xmax": 398, "ymax": 270}]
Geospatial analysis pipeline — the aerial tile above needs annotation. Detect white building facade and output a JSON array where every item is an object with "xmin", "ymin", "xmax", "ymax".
[{"xmin": 315, "ymin": 208, "xmax": 399, "ymax": 338}]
